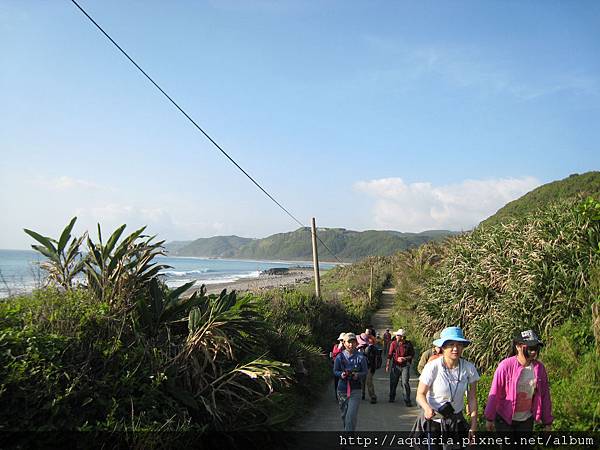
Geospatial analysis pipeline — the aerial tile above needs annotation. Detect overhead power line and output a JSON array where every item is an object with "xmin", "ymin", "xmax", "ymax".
[{"xmin": 70, "ymin": 0, "xmax": 344, "ymax": 264}]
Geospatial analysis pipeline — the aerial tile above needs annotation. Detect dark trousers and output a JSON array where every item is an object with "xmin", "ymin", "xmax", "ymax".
[
  {"xmin": 495, "ymin": 415, "xmax": 534, "ymax": 449},
  {"xmin": 494, "ymin": 415, "xmax": 534, "ymax": 432},
  {"xmin": 389, "ymin": 364, "xmax": 410, "ymax": 402}
]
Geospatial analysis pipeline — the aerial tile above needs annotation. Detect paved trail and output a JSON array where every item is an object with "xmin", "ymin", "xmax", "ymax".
[{"xmin": 299, "ymin": 287, "xmax": 421, "ymax": 431}]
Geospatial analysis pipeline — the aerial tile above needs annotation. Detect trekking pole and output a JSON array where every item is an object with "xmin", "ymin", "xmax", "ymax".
[{"xmin": 426, "ymin": 419, "xmax": 432, "ymax": 450}]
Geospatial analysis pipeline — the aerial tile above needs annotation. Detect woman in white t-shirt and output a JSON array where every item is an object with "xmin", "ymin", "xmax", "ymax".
[{"xmin": 415, "ymin": 326, "xmax": 480, "ymax": 446}]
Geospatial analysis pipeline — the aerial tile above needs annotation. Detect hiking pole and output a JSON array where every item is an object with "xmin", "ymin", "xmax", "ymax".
[{"xmin": 426, "ymin": 419, "xmax": 432, "ymax": 450}]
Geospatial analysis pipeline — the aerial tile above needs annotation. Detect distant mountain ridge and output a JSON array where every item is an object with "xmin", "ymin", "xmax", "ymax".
[
  {"xmin": 166, "ymin": 228, "xmax": 458, "ymax": 262},
  {"xmin": 479, "ymin": 171, "xmax": 600, "ymax": 227}
]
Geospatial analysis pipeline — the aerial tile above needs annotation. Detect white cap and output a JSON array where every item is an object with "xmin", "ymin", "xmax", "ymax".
[{"xmin": 395, "ymin": 328, "xmax": 406, "ymax": 336}]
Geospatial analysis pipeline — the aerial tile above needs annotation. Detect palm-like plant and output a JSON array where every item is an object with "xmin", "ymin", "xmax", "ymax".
[
  {"xmin": 24, "ymin": 217, "xmax": 86, "ymax": 289},
  {"xmin": 135, "ymin": 278, "xmax": 205, "ymax": 337},
  {"xmin": 85, "ymin": 224, "xmax": 170, "ymax": 306},
  {"xmin": 170, "ymin": 290, "xmax": 291, "ymax": 428}
]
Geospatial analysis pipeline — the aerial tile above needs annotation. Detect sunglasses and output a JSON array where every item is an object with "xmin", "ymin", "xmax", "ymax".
[
  {"xmin": 522, "ymin": 344, "xmax": 540, "ymax": 352},
  {"xmin": 442, "ymin": 341, "xmax": 464, "ymax": 349}
]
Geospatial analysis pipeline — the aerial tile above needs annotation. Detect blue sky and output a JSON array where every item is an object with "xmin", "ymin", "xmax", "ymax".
[{"xmin": 1, "ymin": 0, "xmax": 599, "ymax": 249}]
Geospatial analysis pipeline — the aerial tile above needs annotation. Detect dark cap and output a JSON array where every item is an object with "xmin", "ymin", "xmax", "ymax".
[{"xmin": 513, "ymin": 329, "xmax": 544, "ymax": 347}]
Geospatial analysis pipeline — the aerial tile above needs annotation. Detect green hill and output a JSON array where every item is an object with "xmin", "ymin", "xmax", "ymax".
[
  {"xmin": 169, "ymin": 228, "xmax": 457, "ymax": 262},
  {"xmin": 172, "ymin": 235, "xmax": 254, "ymax": 258},
  {"xmin": 480, "ymin": 171, "xmax": 600, "ymax": 227}
]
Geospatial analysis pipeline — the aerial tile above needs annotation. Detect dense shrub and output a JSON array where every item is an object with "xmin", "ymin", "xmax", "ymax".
[
  {"xmin": 0, "ymin": 286, "xmax": 294, "ymax": 434},
  {"xmin": 391, "ymin": 198, "xmax": 600, "ymax": 430},
  {"xmin": 414, "ymin": 199, "xmax": 600, "ymax": 371}
]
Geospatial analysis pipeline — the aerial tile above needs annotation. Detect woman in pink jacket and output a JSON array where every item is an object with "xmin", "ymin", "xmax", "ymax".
[{"xmin": 484, "ymin": 329, "xmax": 553, "ymax": 432}]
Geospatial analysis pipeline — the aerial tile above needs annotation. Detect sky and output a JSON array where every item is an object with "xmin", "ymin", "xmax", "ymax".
[{"xmin": 1, "ymin": 0, "xmax": 599, "ymax": 250}]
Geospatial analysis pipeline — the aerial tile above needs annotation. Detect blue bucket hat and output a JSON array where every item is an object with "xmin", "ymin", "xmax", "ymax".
[{"xmin": 433, "ymin": 326, "xmax": 471, "ymax": 348}]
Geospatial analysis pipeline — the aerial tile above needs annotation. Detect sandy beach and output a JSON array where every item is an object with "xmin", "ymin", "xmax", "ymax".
[{"xmin": 187, "ymin": 267, "xmax": 315, "ymax": 296}]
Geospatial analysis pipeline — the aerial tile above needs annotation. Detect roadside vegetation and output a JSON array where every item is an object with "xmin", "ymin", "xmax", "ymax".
[
  {"xmin": 391, "ymin": 196, "xmax": 600, "ymax": 430},
  {"xmin": 0, "ymin": 219, "xmax": 388, "ymax": 441}
]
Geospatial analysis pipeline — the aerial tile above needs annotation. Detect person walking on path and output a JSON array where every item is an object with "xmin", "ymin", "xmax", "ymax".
[
  {"xmin": 359, "ymin": 332, "xmax": 378, "ymax": 404},
  {"xmin": 417, "ymin": 332, "xmax": 442, "ymax": 374},
  {"xmin": 385, "ymin": 328, "xmax": 415, "ymax": 405},
  {"xmin": 331, "ymin": 332, "xmax": 346, "ymax": 398},
  {"xmin": 383, "ymin": 329, "xmax": 392, "ymax": 357},
  {"xmin": 484, "ymin": 329, "xmax": 553, "ymax": 434},
  {"xmin": 333, "ymin": 332, "xmax": 368, "ymax": 432},
  {"xmin": 414, "ymin": 326, "xmax": 480, "ymax": 449}
]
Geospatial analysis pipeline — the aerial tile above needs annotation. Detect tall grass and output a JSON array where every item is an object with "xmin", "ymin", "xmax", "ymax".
[
  {"xmin": 414, "ymin": 199, "xmax": 600, "ymax": 371},
  {"xmin": 390, "ymin": 198, "xmax": 600, "ymax": 429}
]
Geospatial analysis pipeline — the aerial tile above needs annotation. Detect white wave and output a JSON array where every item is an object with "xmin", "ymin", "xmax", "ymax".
[
  {"xmin": 161, "ymin": 269, "xmax": 211, "ymax": 277},
  {"xmin": 237, "ymin": 271, "xmax": 261, "ymax": 279},
  {"xmin": 199, "ymin": 271, "xmax": 261, "ymax": 286}
]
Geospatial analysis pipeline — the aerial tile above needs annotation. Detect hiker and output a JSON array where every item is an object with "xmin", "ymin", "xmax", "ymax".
[
  {"xmin": 331, "ymin": 332, "xmax": 346, "ymax": 397},
  {"xmin": 358, "ymin": 332, "xmax": 378, "ymax": 403},
  {"xmin": 383, "ymin": 329, "xmax": 392, "ymax": 356},
  {"xmin": 417, "ymin": 345, "xmax": 442, "ymax": 375},
  {"xmin": 333, "ymin": 332, "xmax": 368, "ymax": 432},
  {"xmin": 417, "ymin": 332, "xmax": 442, "ymax": 374},
  {"xmin": 484, "ymin": 329, "xmax": 553, "ymax": 434},
  {"xmin": 365, "ymin": 326, "xmax": 377, "ymax": 345},
  {"xmin": 413, "ymin": 326, "xmax": 480, "ymax": 449},
  {"xmin": 385, "ymin": 328, "xmax": 415, "ymax": 405},
  {"xmin": 356, "ymin": 333, "xmax": 369, "ymax": 399}
]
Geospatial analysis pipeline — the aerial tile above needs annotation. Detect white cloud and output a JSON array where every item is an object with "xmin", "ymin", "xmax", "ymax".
[
  {"xmin": 354, "ymin": 176, "xmax": 541, "ymax": 231},
  {"xmin": 33, "ymin": 175, "xmax": 111, "ymax": 192}
]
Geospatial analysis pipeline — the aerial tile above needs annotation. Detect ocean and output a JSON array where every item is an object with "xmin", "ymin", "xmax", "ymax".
[{"xmin": 0, "ymin": 249, "xmax": 335, "ymax": 298}]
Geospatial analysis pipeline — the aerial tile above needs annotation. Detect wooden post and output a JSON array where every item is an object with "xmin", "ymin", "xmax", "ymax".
[
  {"xmin": 311, "ymin": 217, "xmax": 321, "ymax": 298},
  {"xmin": 369, "ymin": 265, "xmax": 374, "ymax": 302}
]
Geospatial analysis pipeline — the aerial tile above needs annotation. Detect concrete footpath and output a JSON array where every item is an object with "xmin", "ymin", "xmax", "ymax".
[{"xmin": 299, "ymin": 287, "xmax": 421, "ymax": 431}]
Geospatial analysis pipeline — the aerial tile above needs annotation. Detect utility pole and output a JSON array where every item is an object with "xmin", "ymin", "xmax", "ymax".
[{"xmin": 311, "ymin": 217, "xmax": 321, "ymax": 298}]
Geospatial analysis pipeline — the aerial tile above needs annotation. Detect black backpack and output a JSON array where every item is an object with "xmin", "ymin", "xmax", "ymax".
[
  {"xmin": 375, "ymin": 346, "xmax": 383, "ymax": 369},
  {"xmin": 365, "ymin": 344, "xmax": 382, "ymax": 370}
]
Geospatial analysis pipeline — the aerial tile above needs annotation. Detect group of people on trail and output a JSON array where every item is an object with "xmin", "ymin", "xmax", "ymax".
[
  {"xmin": 415, "ymin": 326, "xmax": 553, "ymax": 449},
  {"xmin": 332, "ymin": 325, "xmax": 554, "ymax": 444}
]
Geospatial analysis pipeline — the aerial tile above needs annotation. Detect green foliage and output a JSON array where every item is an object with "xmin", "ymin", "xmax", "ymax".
[
  {"xmin": 84, "ymin": 224, "xmax": 170, "ymax": 306},
  {"xmin": 256, "ymin": 289, "xmax": 356, "ymax": 353},
  {"xmin": 540, "ymin": 319, "xmax": 600, "ymax": 430},
  {"xmin": 392, "ymin": 197, "xmax": 600, "ymax": 430},
  {"xmin": 312, "ymin": 255, "xmax": 392, "ymax": 324},
  {"xmin": 0, "ymin": 286, "xmax": 297, "ymax": 434},
  {"xmin": 25, "ymin": 219, "xmax": 171, "ymax": 308},
  {"xmin": 172, "ymin": 228, "xmax": 457, "ymax": 262},
  {"xmin": 23, "ymin": 217, "xmax": 86, "ymax": 289},
  {"xmin": 480, "ymin": 171, "xmax": 600, "ymax": 228},
  {"xmin": 414, "ymin": 199, "xmax": 600, "ymax": 372},
  {"xmin": 134, "ymin": 279, "xmax": 203, "ymax": 337},
  {"xmin": 9, "ymin": 219, "xmax": 333, "ymax": 436}
]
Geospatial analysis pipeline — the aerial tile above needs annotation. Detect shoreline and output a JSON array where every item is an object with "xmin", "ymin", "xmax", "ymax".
[
  {"xmin": 189, "ymin": 268, "xmax": 315, "ymax": 296},
  {"xmin": 161, "ymin": 254, "xmax": 344, "ymax": 266}
]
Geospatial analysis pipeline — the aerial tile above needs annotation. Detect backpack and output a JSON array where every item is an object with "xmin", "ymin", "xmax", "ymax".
[
  {"xmin": 364, "ymin": 344, "xmax": 381, "ymax": 371},
  {"xmin": 375, "ymin": 346, "xmax": 383, "ymax": 369}
]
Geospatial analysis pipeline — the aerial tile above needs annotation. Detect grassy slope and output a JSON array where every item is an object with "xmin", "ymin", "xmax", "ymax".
[
  {"xmin": 480, "ymin": 171, "xmax": 600, "ymax": 228},
  {"xmin": 391, "ymin": 196, "xmax": 600, "ymax": 430}
]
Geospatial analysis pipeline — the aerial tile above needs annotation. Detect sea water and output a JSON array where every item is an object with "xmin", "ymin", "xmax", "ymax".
[{"xmin": 0, "ymin": 249, "xmax": 335, "ymax": 298}]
